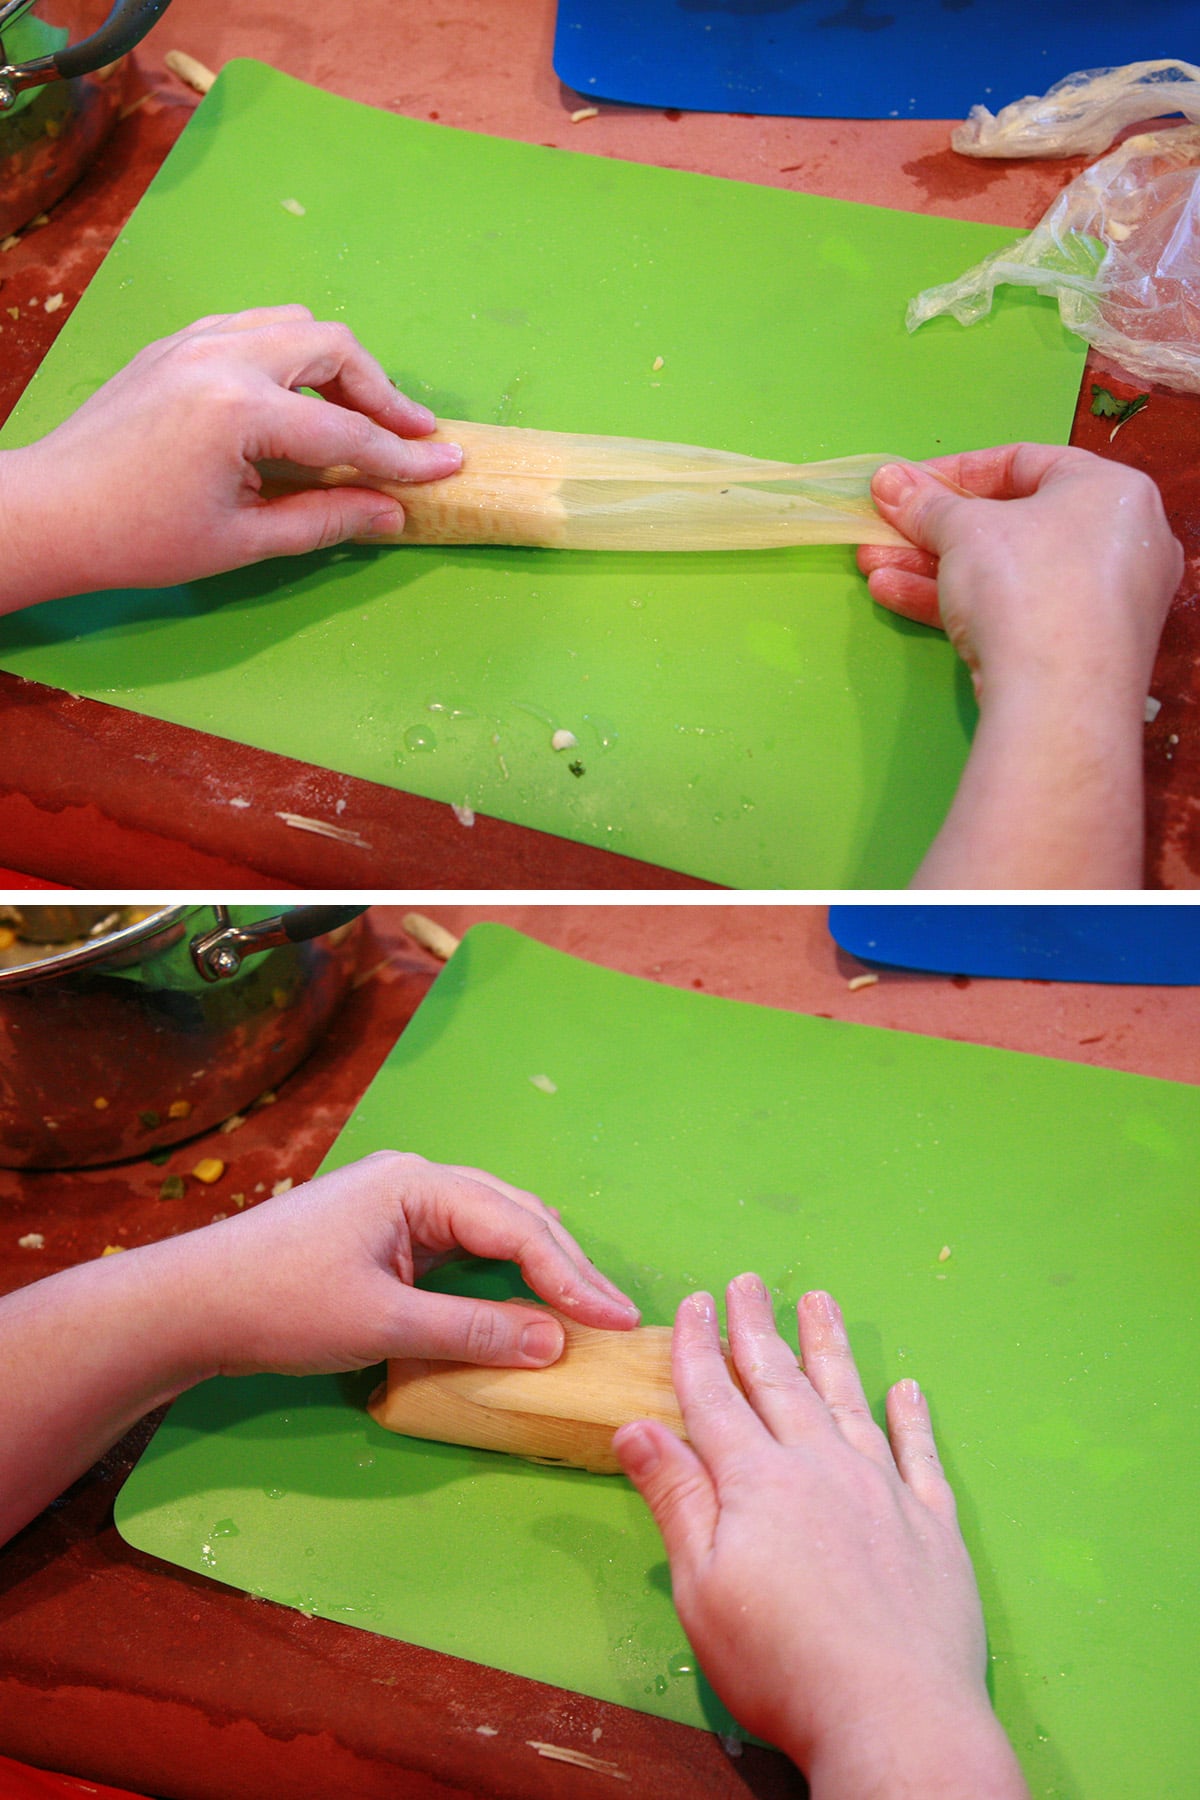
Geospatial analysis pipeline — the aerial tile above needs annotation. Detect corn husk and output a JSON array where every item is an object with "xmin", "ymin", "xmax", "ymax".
[
  {"xmin": 368, "ymin": 1312, "xmax": 739, "ymax": 1474},
  {"xmin": 260, "ymin": 418, "xmax": 909, "ymax": 550}
]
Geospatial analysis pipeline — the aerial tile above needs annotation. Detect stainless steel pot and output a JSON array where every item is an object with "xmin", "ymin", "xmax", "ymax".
[
  {"xmin": 0, "ymin": 1, "xmax": 174, "ymax": 237},
  {"xmin": 0, "ymin": 904, "xmax": 366, "ymax": 1169}
]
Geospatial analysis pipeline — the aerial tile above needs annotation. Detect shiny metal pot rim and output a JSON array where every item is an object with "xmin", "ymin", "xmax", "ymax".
[{"xmin": 0, "ymin": 905, "xmax": 184, "ymax": 988}]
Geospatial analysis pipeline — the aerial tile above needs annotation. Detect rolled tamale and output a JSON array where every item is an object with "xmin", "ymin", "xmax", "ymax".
[
  {"xmin": 369, "ymin": 1311, "xmax": 741, "ymax": 1474},
  {"xmin": 260, "ymin": 417, "xmax": 911, "ymax": 551}
]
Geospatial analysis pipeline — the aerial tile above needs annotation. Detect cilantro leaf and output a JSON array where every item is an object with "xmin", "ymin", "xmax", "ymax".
[
  {"xmin": 1090, "ymin": 386, "xmax": 1150, "ymax": 437},
  {"xmin": 1090, "ymin": 385, "xmax": 1125, "ymax": 418}
]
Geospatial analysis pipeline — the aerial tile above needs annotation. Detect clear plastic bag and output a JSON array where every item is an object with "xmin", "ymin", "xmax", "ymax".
[
  {"xmin": 907, "ymin": 125, "xmax": 1200, "ymax": 393},
  {"xmin": 952, "ymin": 60, "xmax": 1200, "ymax": 159}
]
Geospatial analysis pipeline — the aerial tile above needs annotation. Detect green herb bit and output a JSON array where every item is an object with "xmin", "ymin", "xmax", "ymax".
[
  {"xmin": 1090, "ymin": 385, "xmax": 1149, "ymax": 439},
  {"xmin": 158, "ymin": 1175, "xmax": 186, "ymax": 1201}
]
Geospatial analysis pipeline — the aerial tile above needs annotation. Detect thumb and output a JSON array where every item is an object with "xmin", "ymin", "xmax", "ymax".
[
  {"xmin": 613, "ymin": 1419, "xmax": 718, "ymax": 1576},
  {"xmin": 244, "ymin": 488, "xmax": 406, "ymax": 560},
  {"xmin": 871, "ymin": 463, "xmax": 971, "ymax": 558},
  {"xmin": 390, "ymin": 1292, "xmax": 568, "ymax": 1368}
]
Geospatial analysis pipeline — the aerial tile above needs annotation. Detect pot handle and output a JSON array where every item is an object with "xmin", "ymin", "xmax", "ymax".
[
  {"xmin": 58, "ymin": 0, "xmax": 172, "ymax": 79},
  {"xmin": 190, "ymin": 905, "xmax": 368, "ymax": 982},
  {"xmin": 0, "ymin": 0, "xmax": 172, "ymax": 107}
]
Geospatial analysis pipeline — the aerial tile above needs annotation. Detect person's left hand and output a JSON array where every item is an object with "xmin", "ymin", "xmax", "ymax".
[
  {"xmin": 181, "ymin": 1149, "xmax": 640, "ymax": 1379},
  {"xmin": 0, "ymin": 306, "xmax": 461, "ymax": 609}
]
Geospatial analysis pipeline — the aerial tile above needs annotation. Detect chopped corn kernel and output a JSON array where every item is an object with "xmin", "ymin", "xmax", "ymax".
[
  {"xmin": 167, "ymin": 1098, "xmax": 193, "ymax": 1120},
  {"xmin": 191, "ymin": 1158, "xmax": 226, "ymax": 1185},
  {"xmin": 0, "ymin": 927, "xmax": 16, "ymax": 950},
  {"xmin": 102, "ymin": 1244, "xmax": 126, "ymax": 1255},
  {"xmin": 93, "ymin": 1096, "xmax": 110, "ymax": 1110}
]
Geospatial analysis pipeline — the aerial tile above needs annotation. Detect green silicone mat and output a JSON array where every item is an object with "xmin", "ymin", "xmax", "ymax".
[
  {"xmin": 116, "ymin": 925, "xmax": 1199, "ymax": 1790},
  {"xmin": 0, "ymin": 61, "xmax": 1087, "ymax": 886}
]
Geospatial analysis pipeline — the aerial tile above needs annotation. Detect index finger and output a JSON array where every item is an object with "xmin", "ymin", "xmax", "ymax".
[
  {"xmin": 906, "ymin": 442, "xmax": 1096, "ymax": 503},
  {"xmin": 670, "ymin": 1292, "xmax": 766, "ymax": 1470},
  {"xmin": 436, "ymin": 1163, "xmax": 636, "ymax": 1316},
  {"xmin": 257, "ymin": 388, "xmax": 461, "ymax": 485},
  {"xmin": 253, "ymin": 316, "xmax": 440, "ymax": 438},
  {"xmin": 421, "ymin": 1167, "xmax": 640, "ymax": 1330}
]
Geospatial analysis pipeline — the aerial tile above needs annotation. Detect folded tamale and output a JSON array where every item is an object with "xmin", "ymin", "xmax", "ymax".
[{"xmin": 369, "ymin": 1311, "xmax": 741, "ymax": 1474}]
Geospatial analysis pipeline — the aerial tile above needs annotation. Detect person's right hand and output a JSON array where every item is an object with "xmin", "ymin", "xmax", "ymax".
[
  {"xmin": 614, "ymin": 1278, "xmax": 1029, "ymax": 1799},
  {"xmin": 857, "ymin": 444, "xmax": 1182, "ymax": 707}
]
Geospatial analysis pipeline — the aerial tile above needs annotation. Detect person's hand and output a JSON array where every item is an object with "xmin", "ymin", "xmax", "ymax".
[
  {"xmin": 184, "ymin": 1150, "xmax": 640, "ymax": 1379},
  {"xmin": 857, "ymin": 444, "xmax": 1182, "ymax": 706},
  {"xmin": 0, "ymin": 1151, "xmax": 638, "ymax": 1548},
  {"xmin": 0, "ymin": 305, "xmax": 462, "ymax": 610},
  {"xmin": 856, "ymin": 445, "xmax": 1183, "ymax": 887},
  {"xmin": 614, "ymin": 1278, "xmax": 1028, "ymax": 1799}
]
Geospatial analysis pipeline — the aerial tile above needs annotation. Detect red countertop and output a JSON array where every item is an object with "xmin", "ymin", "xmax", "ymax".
[
  {"xmin": 0, "ymin": 0, "xmax": 1195, "ymax": 887},
  {"xmin": 1, "ymin": 903, "xmax": 1197, "ymax": 1798}
]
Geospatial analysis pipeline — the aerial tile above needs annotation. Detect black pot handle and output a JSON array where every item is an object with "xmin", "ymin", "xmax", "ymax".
[
  {"xmin": 281, "ymin": 905, "xmax": 369, "ymax": 944},
  {"xmin": 1, "ymin": 0, "xmax": 172, "ymax": 104},
  {"xmin": 191, "ymin": 906, "xmax": 369, "ymax": 982},
  {"xmin": 57, "ymin": 0, "xmax": 172, "ymax": 79}
]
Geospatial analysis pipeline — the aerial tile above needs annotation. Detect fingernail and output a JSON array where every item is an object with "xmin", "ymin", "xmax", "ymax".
[
  {"xmin": 579, "ymin": 1269, "xmax": 639, "ymax": 1318},
  {"xmin": 614, "ymin": 1422, "xmax": 660, "ymax": 1477},
  {"xmin": 897, "ymin": 1377, "xmax": 922, "ymax": 1402},
  {"xmin": 409, "ymin": 400, "xmax": 437, "ymax": 431},
  {"xmin": 360, "ymin": 505, "xmax": 404, "ymax": 540},
  {"xmin": 872, "ymin": 463, "xmax": 917, "ymax": 507},
  {"xmin": 434, "ymin": 441, "xmax": 463, "ymax": 472},
  {"xmin": 685, "ymin": 1291, "xmax": 717, "ymax": 1323},
  {"xmin": 803, "ymin": 1289, "xmax": 839, "ymax": 1324},
  {"xmin": 520, "ymin": 1318, "xmax": 565, "ymax": 1363},
  {"xmin": 731, "ymin": 1271, "xmax": 768, "ymax": 1299}
]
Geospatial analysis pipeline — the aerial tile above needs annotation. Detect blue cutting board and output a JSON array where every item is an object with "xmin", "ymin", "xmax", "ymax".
[
  {"xmin": 830, "ymin": 904, "xmax": 1200, "ymax": 984},
  {"xmin": 555, "ymin": 0, "xmax": 1194, "ymax": 120}
]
